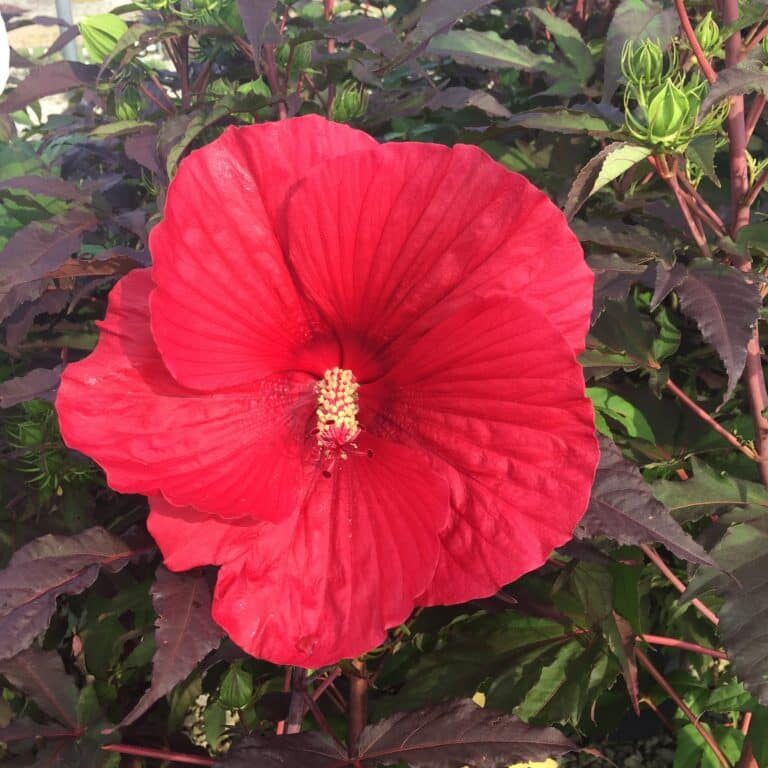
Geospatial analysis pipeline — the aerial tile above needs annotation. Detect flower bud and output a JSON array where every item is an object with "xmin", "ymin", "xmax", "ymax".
[
  {"xmin": 277, "ymin": 41, "xmax": 314, "ymax": 76},
  {"xmin": 646, "ymin": 79, "xmax": 692, "ymax": 145},
  {"xmin": 330, "ymin": 81, "xmax": 368, "ymax": 123},
  {"xmin": 80, "ymin": 13, "xmax": 128, "ymax": 63},
  {"xmin": 762, "ymin": 33, "xmax": 768, "ymax": 59},
  {"xmin": 114, "ymin": 85, "xmax": 142, "ymax": 121},
  {"xmin": 621, "ymin": 39, "xmax": 664, "ymax": 86},
  {"xmin": 694, "ymin": 12, "xmax": 721, "ymax": 56}
]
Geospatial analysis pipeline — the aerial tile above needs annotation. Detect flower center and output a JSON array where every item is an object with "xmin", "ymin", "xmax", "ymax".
[{"xmin": 315, "ymin": 367, "xmax": 361, "ymax": 468}]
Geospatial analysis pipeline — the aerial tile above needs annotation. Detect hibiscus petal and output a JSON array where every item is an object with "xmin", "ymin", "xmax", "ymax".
[
  {"xmin": 56, "ymin": 269, "xmax": 314, "ymax": 521},
  {"xmin": 284, "ymin": 141, "xmax": 592, "ymax": 358},
  {"xmin": 147, "ymin": 495, "xmax": 262, "ymax": 570},
  {"xmin": 211, "ymin": 437, "xmax": 450, "ymax": 667},
  {"xmin": 367, "ymin": 297, "xmax": 598, "ymax": 605},
  {"xmin": 149, "ymin": 115, "xmax": 377, "ymax": 390}
]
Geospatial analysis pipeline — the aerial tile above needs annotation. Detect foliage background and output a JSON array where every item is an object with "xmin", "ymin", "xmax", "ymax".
[{"xmin": 2, "ymin": 0, "xmax": 768, "ymax": 766}]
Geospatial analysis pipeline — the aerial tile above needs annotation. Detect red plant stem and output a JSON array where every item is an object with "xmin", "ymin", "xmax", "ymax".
[
  {"xmin": 636, "ymin": 648, "xmax": 732, "ymax": 768},
  {"xmin": 737, "ymin": 741, "xmax": 759, "ymax": 768},
  {"xmin": 101, "ymin": 744, "xmax": 213, "ymax": 766},
  {"xmin": 285, "ymin": 667, "xmax": 308, "ymax": 734},
  {"xmin": 640, "ymin": 544, "xmax": 720, "ymax": 626},
  {"xmin": 312, "ymin": 667, "xmax": 343, "ymax": 701},
  {"xmin": 745, "ymin": 164, "xmax": 768, "ymax": 208},
  {"xmin": 138, "ymin": 82, "xmax": 174, "ymax": 115},
  {"xmin": 347, "ymin": 659, "xmax": 368, "ymax": 759},
  {"xmin": 745, "ymin": 94, "xmax": 766, "ymax": 142},
  {"xmin": 263, "ymin": 45, "xmax": 288, "ymax": 120},
  {"xmin": 666, "ymin": 379, "xmax": 758, "ymax": 459},
  {"xmin": 640, "ymin": 634, "xmax": 728, "ymax": 660},
  {"xmin": 276, "ymin": 666, "xmax": 293, "ymax": 735},
  {"xmin": 303, "ymin": 691, "xmax": 347, "ymax": 751},
  {"xmin": 740, "ymin": 711, "xmax": 753, "ymax": 734},
  {"xmin": 743, "ymin": 330, "xmax": 768, "ymax": 487},
  {"xmin": 676, "ymin": 171, "xmax": 727, "ymax": 237},
  {"xmin": 744, "ymin": 23, "xmax": 768, "ymax": 53},
  {"xmin": 674, "ymin": 0, "xmax": 717, "ymax": 83},
  {"xmin": 665, "ymin": 174, "xmax": 711, "ymax": 255},
  {"xmin": 641, "ymin": 696, "xmax": 676, "ymax": 733}
]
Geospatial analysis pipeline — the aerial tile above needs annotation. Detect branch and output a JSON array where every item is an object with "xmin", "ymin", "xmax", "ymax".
[
  {"xmin": 347, "ymin": 659, "xmax": 368, "ymax": 759},
  {"xmin": 666, "ymin": 378, "xmax": 758, "ymax": 459},
  {"xmin": 636, "ymin": 648, "xmax": 732, "ymax": 768},
  {"xmin": 674, "ymin": 0, "xmax": 717, "ymax": 83},
  {"xmin": 101, "ymin": 744, "xmax": 213, "ymax": 766},
  {"xmin": 640, "ymin": 544, "xmax": 720, "ymax": 626},
  {"xmin": 640, "ymin": 633, "xmax": 728, "ymax": 660}
]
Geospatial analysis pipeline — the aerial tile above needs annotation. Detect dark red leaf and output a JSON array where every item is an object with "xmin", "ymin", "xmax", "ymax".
[
  {"xmin": 115, "ymin": 567, "xmax": 223, "ymax": 728},
  {"xmin": 0, "ymin": 719, "xmax": 77, "ymax": 742},
  {"xmin": 0, "ymin": 61, "xmax": 99, "ymax": 113},
  {"xmin": 0, "ymin": 176, "xmax": 90, "ymax": 203},
  {"xmin": 4, "ymin": 289, "xmax": 69, "ymax": 349},
  {"xmin": 0, "ymin": 366, "xmax": 62, "ymax": 408},
  {"xmin": 0, "ymin": 528, "xmax": 134, "ymax": 661},
  {"xmin": 220, "ymin": 700, "xmax": 576, "ymax": 767},
  {"xmin": 0, "ymin": 207, "xmax": 99, "ymax": 322},
  {"xmin": 578, "ymin": 436, "xmax": 716, "ymax": 567},
  {"xmin": 236, "ymin": 0, "xmax": 279, "ymax": 69},
  {"xmin": 218, "ymin": 732, "xmax": 345, "ymax": 768},
  {"xmin": 411, "ymin": 0, "xmax": 495, "ymax": 43},
  {"xmin": 357, "ymin": 699, "xmax": 577, "ymax": 767},
  {"xmin": 0, "ymin": 649, "xmax": 79, "ymax": 729},
  {"xmin": 676, "ymin": 259, "xmax": 761, "ymax": 400},
  {"xmin": 650, "ymin": 261, "xmax": 687, "ymax": 310}
]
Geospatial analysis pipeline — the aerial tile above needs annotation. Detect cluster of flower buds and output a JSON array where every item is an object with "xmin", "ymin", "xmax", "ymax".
[{"xmin": 621, "ymin": 39, "xmax": 727, "ymax": 153}]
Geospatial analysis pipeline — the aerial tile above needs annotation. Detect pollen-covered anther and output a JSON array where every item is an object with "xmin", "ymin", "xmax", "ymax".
[{"xmin": 315, "ymin": 367, "xmax": 361, "ymax": 456}]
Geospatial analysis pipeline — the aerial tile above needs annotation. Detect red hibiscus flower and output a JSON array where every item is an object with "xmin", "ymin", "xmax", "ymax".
[{"xmin": 56, "ymin": 115, "xmax": 598, "ymax": 667}]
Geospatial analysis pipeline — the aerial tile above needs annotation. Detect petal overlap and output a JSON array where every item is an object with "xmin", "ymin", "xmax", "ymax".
[
  {"xmin": 366, "ymin": 297, "xmax": 599, "ymax": 604},
  {"xmin": 149, "ymin": 116, "xmax": 377, "ymax": 390},
  {"xmin": 211, "ymin": 437, "xmax": 449, "ymax": 667},
  {"xmin": 284, "ymin": 141, "xmax": 593, "ymax": 360},
  {"xmin": 57, "ymin": 269, "xmax": 315, "ymax": 522}
]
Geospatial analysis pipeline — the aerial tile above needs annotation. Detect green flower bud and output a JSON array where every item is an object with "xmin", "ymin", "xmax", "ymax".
[
  {"xmin": 218, "ymin": 664, "xmax": 253, "ymax": 710},
  {"xmin": 621, "ymin": 39, "xmax": 665, "ymax": 86},
  {"xmin": 694, "ymin": 12, "xmax": 721, "ymax": 56},
  {"xmin": 330, "ymin": 81, "xmax": 368, "ymax": 123},
  {"xmin": 277, "ymin": 42, "xmax": 314, "ymax": 76},
  {"xmin": 80, "ymin": 13, "xmax": 128, "ymax": 63},
  {"xmin": 762, "ymin": 33, "xmax": 768, "ymax": 59},
  {"xmin": 646, "ymin": 79, "xmax": 692, "ymax": 145},
  {"xmin": 114, "ymin": 85, "xmax": 142, "ymax": 121}
]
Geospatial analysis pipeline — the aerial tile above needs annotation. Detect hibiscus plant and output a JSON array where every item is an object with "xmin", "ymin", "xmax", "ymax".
[{"xmin": 1, "ymin": 0, "xmax": 768, "ymax": 767}]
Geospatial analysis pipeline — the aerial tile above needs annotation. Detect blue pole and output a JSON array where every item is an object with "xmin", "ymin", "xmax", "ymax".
[{"xmin": 54, "ymin": 0, "xmax": 78, "ymax": 61}]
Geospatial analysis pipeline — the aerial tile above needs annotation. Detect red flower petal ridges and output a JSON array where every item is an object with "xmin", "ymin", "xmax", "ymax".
[{"xmin": 56, "ymin": 115, "xmax": 599, "ymax": 667}]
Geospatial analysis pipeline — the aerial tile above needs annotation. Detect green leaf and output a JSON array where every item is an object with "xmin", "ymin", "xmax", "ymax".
[
  {"xmin": 587, "ymin": 387, "xmax": 656, "ymax": 442},
  {"xmin": 219, "ymin": 663, "xmax": 254, "ymax": 710},
  {"xmin": 527, "ymin": 8, "xmax": 595, "ymax": 82},
  {"xmin": 652, "ymin": 304, "xmax": 681, "ymax": 364},
  {"xmin": 674, "ymin": 723, "xmax": 744, "ymax": 768},
  {"xmin": 427, "ymin": 29, "xmax": 556, "ymax": 71},
  {"xmin": 653, "ymin": 458, "xmax": 768, "ymax": 524},
  {"xmin": 565, "ymin": 142, "xmax": 652, "ymax": 220},
  {"xmin": 505, "ymin": 108, "xmax": 615, "ymax": 134}
]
